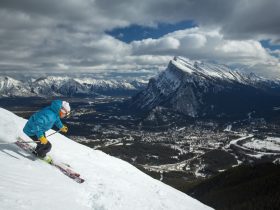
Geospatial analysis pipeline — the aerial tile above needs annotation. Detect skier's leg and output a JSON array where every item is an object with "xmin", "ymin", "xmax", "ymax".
[
  {"xmin": 43, "ymin": 141, "xmax": 52, "ymax": 157},
  {"xmin": 31, "ymin": 134, "xmax": 52, "ymax": 158},
  {"xmin": 28, "ymin": 135, "xmax": 39, "ymax": 156},
  {"xmin": 36, "ymin": 141, "xmax": 52, "ymax": 158}
]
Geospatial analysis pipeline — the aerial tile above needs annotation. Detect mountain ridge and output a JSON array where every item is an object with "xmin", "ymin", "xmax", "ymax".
[
  {"xmin": 131, "ymin": 56, "xmax": 280, "ymax": 118},
  {"xmin": 0, "ymin": 76, "xmax": 147, "ymax": 97}
]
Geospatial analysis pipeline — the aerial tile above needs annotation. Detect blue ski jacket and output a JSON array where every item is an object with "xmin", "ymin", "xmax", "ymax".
[{"xmin": 23, "ymin": 100, "xmax": 64, "ymax": 138}]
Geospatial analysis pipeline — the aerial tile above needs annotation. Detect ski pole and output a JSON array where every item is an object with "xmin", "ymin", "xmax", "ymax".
[
  {"xmin": 0, "ymin": 131, "xmax": 59, "ymax": 145},
  {"xmin": 0, "ymin": 129, "xmax": 63, "ymax": 145},
  {"xmin": 46, "ymin": 130, "xmax": 61, "ymax": 137},
  {"xmin": 0, "ymin": 140, "xmax": 40, "ymax": 145},
  {"xmin": 18, "ymin": 141, "xmax": 41, "ymax": 144}
]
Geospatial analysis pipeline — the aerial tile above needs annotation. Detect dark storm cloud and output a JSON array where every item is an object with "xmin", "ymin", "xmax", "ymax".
[
  {"xmin": 0, "ymin": 0, "xmax": 90, "ymax": 22},
  {"xmin": 221, "ymin": 0, "xmax": 280, "ymax": 40},
  {"xmin": 1, "ymin": 0, "xmax": 279, "ymax": 40},
  {"xmin": 95, "ymin": 0, "xmax": 280, "ymax": 40}
]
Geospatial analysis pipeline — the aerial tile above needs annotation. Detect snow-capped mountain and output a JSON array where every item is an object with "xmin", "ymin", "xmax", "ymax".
[
  {"xmin": 0, "ymin": 76, "xmax": 147, "ymax": 98},
  {"xmin": 0, "ymin": 76, "xmax": 32, "ymax": 97},
  {"xmin": 30, "ymin": 76, "xmax": 90, "ymax": 97},
  {"xmin": 0, "ymin": 107, "xmax": 212, "ymax": 210},
  {"xmin": 131, "ymin": 56, "xmax": 280, "ymax": 118}
]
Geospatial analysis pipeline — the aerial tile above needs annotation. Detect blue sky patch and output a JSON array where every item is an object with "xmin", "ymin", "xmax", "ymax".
[
  {"xmin": 260, "ymin": 39, "xmax": 280, "ymax": 51},
  {"xmin": 106, "ymin": 20, "xmax": 197, "ymax": 43}
]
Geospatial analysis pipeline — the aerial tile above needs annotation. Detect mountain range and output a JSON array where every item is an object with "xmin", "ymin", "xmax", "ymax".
[
  {"xmin": 2, "ymin": 56, "xmax": 280, "ymax": 119},
  {"xmin": 0, "ymin": 76, "xmax": 147, "ymax": 98},
  {"xmin": 131, "ymin": 56, "xmax": 280, "ymax": 119}
]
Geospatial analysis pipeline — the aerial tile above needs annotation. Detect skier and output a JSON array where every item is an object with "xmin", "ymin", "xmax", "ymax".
[{"xmin": 23, "ymin": 100, "xmax": 70, "ymax": 162}]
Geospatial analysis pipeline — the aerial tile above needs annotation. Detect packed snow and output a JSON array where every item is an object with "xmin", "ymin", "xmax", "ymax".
[{"xmin": 0, "ymin": 108, "xmax": 212, "ymax": 210}]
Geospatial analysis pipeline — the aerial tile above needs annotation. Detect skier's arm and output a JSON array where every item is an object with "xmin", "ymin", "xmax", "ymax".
[
  {"xmin": 54, "ymin": 117, "xmax": 64, "ymax": 130},
  {"xmin": 39, "ymin": 136, "xmax": 48, "ymax": 144},
  {"xmin": 60, "ymin": 125, "xmax": 68, "ymax": 133},
  {"xmin": 55, "ymin": 117, "xmax": 68, "ymax": 133},
  {"xmin": 35, "ymin": 117, "xmax": 46, "ymax": 139}
]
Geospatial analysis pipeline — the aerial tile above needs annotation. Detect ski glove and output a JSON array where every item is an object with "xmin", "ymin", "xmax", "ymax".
[
  {"xmin": 60, "ymin": 125, "xmax": 68, "ymax": 133},
  {"xmin": 39, "ymin": 136, "xmax": 48, "ymax": 144}
]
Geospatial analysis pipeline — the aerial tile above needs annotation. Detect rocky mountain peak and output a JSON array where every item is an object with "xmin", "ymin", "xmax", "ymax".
[{"xmin": 131, "ymin": 57, "xmax": 280, "ymax": 118}]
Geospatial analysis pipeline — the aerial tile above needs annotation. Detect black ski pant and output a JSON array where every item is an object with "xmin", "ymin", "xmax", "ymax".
[{"xmin": 29, "ymin": 134, "xmax": 52, "ymax": 158}]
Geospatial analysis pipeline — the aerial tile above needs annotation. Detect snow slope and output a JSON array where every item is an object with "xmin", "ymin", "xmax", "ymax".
[{"xmin": 0, "ymin": 108, "xmax": 212, "ymax": 210}]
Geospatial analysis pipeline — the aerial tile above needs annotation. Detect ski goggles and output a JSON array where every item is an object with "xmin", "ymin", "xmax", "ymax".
[{"xmin": 60, "ymin": 107, "xmax": 70, "ymax": 117}]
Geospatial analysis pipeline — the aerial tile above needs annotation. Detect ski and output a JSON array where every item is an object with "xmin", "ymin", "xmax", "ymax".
[{"xmin": 15, "ymin": 137, "xmax": 85, "ymax": 183}]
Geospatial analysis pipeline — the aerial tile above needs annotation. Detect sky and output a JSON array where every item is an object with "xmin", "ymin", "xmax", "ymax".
[{"xmin": 0, "ymin": 0, "xmax": 279, "ymax": 79}]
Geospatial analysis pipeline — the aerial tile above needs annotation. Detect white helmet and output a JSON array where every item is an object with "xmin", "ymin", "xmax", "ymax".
[{"xmin": 61, "ymin": 101, "xmax": 71, "ymax": 115}]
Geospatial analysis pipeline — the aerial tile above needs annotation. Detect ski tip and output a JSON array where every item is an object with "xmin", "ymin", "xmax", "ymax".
[{"xmin": 76, "ymin": 178, "xmax": 85, "ymax": 184}]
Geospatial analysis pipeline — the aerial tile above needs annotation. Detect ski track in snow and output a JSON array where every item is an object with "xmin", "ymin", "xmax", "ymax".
[{"xmin": 0, "ymin": 108, "xmax": 212, "ymax": 210}]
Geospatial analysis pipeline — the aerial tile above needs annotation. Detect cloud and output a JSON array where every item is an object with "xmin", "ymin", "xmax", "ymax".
[
  {"xmin": 129, "ymin": 26, "xmax": 279, "ymax": 77},
  {"xmin": 0, "ymin": 0, "xmax": 279, "ymax": 78},
  {"xmin": 268, "ymin": 49, "xmax": 280, "ymax": 58},
  {"xmin": 131, "ymin": 37, "xmax": 180, "ymax": 55},
  {"xmin": 221, "ymin": 0, "xmax": 280, "ymax": 41},
  {"xmin": 94, "ymin": 0, "xmax": 280, "ymax": 41},
  {"xmin": 215, "ymin": 40, "xmax": 273, "ymax": 63}
]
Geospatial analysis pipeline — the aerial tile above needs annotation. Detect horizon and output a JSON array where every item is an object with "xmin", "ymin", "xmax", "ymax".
[{"xmin": 1, "ymin": 56, "xmax": 280, "ymax": 81}]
